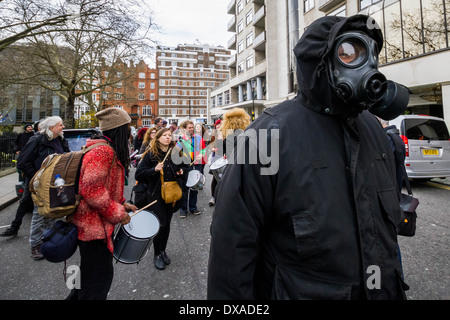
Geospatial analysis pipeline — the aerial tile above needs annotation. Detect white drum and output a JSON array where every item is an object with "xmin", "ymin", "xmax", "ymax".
[
  {"xmin": 113, "ymin": 210, "xmax": 160, "ymax": 264},
  {"xmin": 210, "ymin": 157, "xmax": 228, "ymax": 182},
  {"xmin": 186, "ymin": 169, "xmax": 206, "ymax": 191}
]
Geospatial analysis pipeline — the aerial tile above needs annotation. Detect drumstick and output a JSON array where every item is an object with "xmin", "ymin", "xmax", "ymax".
[
  {"xmin": 160, "ymin": 148, "xmax": 172, "ymax": 164},
  {"xmin": 129, "ymin": 200, "xmax": 157, "ymax": 217}
]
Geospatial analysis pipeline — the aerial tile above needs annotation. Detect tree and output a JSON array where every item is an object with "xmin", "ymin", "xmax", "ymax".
[{"xmin": 0, "ymin": 0, "xmax": 157, "ymax": 128}]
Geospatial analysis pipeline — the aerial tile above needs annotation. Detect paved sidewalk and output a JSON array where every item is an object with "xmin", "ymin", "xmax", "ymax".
[{"xmin": 0, "ymin": 168, "xmax": 20, "ymax": 212}]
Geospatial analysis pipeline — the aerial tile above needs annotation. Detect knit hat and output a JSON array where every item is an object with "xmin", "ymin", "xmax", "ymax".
[{"xmin": 95, "ymin": 108, "xmax": 131, "ymax": 132}]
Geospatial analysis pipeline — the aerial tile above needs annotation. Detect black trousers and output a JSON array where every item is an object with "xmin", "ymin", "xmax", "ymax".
[
  {"xmin": 66, "ymin": 240, "xmax": 114, "ymax": 300},
  {"xmin": 10, "ymin": 177, "xmax": 34, "ymax": 231},
  {"xmin": 152, "ymin": 196, "xmax": 176, "ymax": 255}
]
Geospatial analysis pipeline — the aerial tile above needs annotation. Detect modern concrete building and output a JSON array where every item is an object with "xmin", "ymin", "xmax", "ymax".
[
  {"xmin": 156, "ymin": 44, "xmax": 231, "ymax": 124},
  {"xmin": 211, "ymin": 0, "xmax": 450, "ymax": 129}
]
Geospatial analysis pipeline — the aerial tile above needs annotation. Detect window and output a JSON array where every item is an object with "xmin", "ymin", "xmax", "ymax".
[
  {"xmin": 138, "ymin": 82, "xmax": 145, "ymax": 89},
  {"xmin": 142, "ymin": 105, "xmax": 152, "ymax": 116},
  {"xmin": 246, "ymin": 33, "xmax": 253, "ymax": 47},
  {"xmin": 246, "ymin": 10, "xmax": 253, "ymax": 25},
  {"xmin": 150, "ymin": 83, "xmax": 155, "ymax": 89},
  {"xmin": 115, "ymin": 93, "xmax": 122, "ymax": 100},
  {"xmin": 237, "ymin": 0, "xmax": 243, "ymax": 13},
  {"xmin": 138, "ymin": 93, "xmax": 145, "ymax": 100},
  {"xmin": 150, "ymin": 73, "xmax": 155, "ymax": 79},
  {"xmin": 246, "ymin": 55, "xmax": 254, "ymax": 69},
  {"xmin": 304, "ymin": 0, "xmax": 314, "ymax": 13},
  {"xmin": 238, "ymin": 61, "xmax": 244, "ymax": 74},
  {"xmin": 238, "ymin": 20, "xmax": 244, "ymax": 33},
  {"xmin": 139, "ymin": 72, "xmax": 145, "ymax": 79},
  {"xmin": 359, "ymin": 0, "xmax": 379, "ymax": 10},
  {"xmin": 238, "ymin": 40, "xmax": 244, "ymax": 53},
  {"xmin": 150, "ymin": 93, "xmax": 155, "ymax": 100}
]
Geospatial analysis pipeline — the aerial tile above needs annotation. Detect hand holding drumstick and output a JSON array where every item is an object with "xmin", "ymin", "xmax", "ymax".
[{"xmin": 155, "ymin": 148, "xmax": 172, "ymax": 172}]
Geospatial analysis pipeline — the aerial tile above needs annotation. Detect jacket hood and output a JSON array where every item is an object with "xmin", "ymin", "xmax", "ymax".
[{"xmin": 294, "ymin": 15, "xmax": 383, "ymax": 115}]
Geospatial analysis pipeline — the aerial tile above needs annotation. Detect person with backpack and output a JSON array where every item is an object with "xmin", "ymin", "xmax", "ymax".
[
  {"xmin": 0, "ymin": 116, "xmax": 70, "ymax": 261},
  {"xmin": 66, "ymin": 107, "xmax": 137, "ymax": 300}
]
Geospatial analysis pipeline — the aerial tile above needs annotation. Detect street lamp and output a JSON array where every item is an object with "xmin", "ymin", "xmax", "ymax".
[
  {"xmin": 189, "ymin": 97, "xmax": 191, "ymax": 120},
  {"xmin": 251, "ymin": 78, "xmax": 256, "ymax": 121}
]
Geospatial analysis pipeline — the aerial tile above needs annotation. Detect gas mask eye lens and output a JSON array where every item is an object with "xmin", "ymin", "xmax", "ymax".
[{"xmin": 337, "ymin": 39, "xmax": 367, "ymax": 66}]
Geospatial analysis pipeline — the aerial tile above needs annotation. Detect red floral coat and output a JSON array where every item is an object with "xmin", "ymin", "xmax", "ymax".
[{"xmin": 69, "ymin": 139, "xmax": 127, "ymax": 253}]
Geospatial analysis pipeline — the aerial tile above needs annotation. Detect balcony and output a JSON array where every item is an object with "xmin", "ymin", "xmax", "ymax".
[
  {"xmin": 252, "ymin": 5, "xmax": 265, "ymax": 28},
  {"xmin": 227, "ymin": 15, "xmax": 236, "ymax": 32},
  {"xmin": 227, "ymin": 0, "xmax": 236, "ymax": 14},
  {"xmin": 227, "ymin": 34, "xmax": 237, "ymax": 50},
  {"xmin": 253, "ymin": 31, "xmax": 266, "ymax": 51},
  {"xmin": 227, "ymin": 54, "xmax": 237, "ymax": 67},
  {"xmin": 318, "ymin": 0, "xmax": 345, "ymax": 12}
]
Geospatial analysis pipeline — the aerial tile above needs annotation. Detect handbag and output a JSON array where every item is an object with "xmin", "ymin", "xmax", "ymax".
[
  {"xmin": 398, "ymin": 166, "xmax": 419, "ymax": 237},
  {"xmin": 40, "ymin": 220, "xmax": 78, "ymax": 263},
  {"xmin": 160, "ymin": 169, "xmax": 182, "ymax": 206}
]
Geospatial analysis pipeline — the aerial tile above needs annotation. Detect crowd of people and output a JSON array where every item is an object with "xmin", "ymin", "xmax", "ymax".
[{"xmin": 0, "ymin": 14, "xmax": 412, "ymax": 300}]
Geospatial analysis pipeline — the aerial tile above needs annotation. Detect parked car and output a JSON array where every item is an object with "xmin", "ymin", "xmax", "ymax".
[
  {"xmin": 15, "ymin": 128, "xmax": 100, "ymax": 198},
  {"xmin": 389, "ymin": 115, "xmax": 450, "ymax": 181}
]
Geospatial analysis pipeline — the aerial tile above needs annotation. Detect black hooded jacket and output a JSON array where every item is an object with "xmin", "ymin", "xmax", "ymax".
[{"xmin": 207, "ymin": 16, "xmax": 408, "ymax": 300}]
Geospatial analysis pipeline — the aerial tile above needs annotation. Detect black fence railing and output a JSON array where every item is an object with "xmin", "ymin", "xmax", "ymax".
[{"xmin": 0, "ymin": 135, "xmax": 16, "ymax": 171}]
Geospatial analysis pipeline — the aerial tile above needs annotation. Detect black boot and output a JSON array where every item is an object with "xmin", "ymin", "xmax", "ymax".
[
  {"xmin": 154, "ymin": 254, "xmax": 165, "ymax": 270},
  {"xmin": 161, "ymin": 251, "xmax": 171, "ymax": 265},
  {"xmin": 0, "ymin": 227, "xmax": 18, "ymax": 238}
]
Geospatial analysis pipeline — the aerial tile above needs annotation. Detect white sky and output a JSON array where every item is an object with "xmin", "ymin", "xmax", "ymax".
[{"xmin": 147, "ymin": 0, "xmax": 232, "ymax": 49}]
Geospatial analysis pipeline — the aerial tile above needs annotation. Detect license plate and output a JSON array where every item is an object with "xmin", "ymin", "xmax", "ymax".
[{"xmin": 422, "ymin": 149, "xmax": 439, "ymax": 155}]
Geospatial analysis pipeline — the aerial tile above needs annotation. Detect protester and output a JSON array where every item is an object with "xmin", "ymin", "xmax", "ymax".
[
  {"xmin": 139, "ymin": 127, "xmax": 157, "ymax": 154},
  {"xmin": 134, "ymin": 127, "xmax": 148, "ymax": 152},
  {"xmin": 13, "ymin": 123, "xmax": 34, "ymax": 154},
  {"xmin": 378, "ymin": 117, "xmax": 406, "ymax": 192},
  {"xmin": 219, "ymin": 108, "xmax": 251, "ymax": 157},
  {"xmin": 208, "ymin": 119, "xmax": 222, "ymax": 207},
  {"xmin": 66, "ymin": 107, "xmax": 137, "ymax": 300},
  {"xmin": 177, "ymin": 120, "xmax": 207, "ymax": 218},
  {"xmin": 1, "ymin": 117, "xmax": 70, "ymax": 261},
  {"xmin": 154, "ymin": 117, "xmax": 164, "ymax": 130},
  {"xmin": 135, "ymin": 128, "xmax": 186, "ymax": 270},
  {"xmin": 207, "ymin": 15, "xmax": 410, "ymax": 299}
]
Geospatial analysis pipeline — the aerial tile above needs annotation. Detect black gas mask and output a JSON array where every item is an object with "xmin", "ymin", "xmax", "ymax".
[{"xmin": 328, "ymin": 31, "xmax": 409, "ymax": 120}]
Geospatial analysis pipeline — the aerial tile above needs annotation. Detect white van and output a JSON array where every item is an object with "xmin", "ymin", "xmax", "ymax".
[{"xmin": 389, "ymin": 115, "xmax": 450, "ymax": 181}]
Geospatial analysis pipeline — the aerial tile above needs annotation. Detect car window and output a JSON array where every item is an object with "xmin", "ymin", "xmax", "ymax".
[
  {"xmin": 65, "ymin": 131, "xmax": 97, "ymax": 151},
  {"xmin": 405, "ymin": 119, "xmax": 450, "ymax": 141}
]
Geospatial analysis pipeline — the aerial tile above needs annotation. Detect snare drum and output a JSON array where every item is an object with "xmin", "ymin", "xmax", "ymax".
[
  {"xmin": 113, "ymin": 210, "xmax": 160, "ymax": 264},
  {"xmin": 210, "ymin": 157, "xmax": 228, "ymax": 182},
  {"xmin": 186, "ymin": 169, "xmax": 206, "ymax": 191}
]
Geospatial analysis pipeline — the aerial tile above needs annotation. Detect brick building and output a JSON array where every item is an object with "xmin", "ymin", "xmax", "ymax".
[{"xmin": 156, "ymin": 43, "xmax": 231, "ymax": 124}]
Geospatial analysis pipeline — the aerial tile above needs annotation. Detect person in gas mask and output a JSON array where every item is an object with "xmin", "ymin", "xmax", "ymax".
[{"xmin": 207, "ymin": 15, "xmax": 410, "ymax": 300}]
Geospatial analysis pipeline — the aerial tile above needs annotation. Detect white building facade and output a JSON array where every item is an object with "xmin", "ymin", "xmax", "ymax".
[{"xmin": 210, "ymin": 0, "xmax": 450, "ymax": 129}]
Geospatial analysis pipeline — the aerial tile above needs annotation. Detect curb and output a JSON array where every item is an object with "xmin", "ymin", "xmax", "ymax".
[{"xmin": 0, "ymin": 196, "xmax": 19, "ymax": 212}]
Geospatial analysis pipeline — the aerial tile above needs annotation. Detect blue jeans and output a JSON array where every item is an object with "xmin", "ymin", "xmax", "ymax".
[
  {"xmin": 29, "ymin": 207, "xmax": 55, "ymax": 247},
  {"xmin": 181, "ymin": 164, "xmax": 204, "ymax": 212}
]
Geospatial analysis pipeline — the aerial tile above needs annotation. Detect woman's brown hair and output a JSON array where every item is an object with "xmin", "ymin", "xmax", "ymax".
[{"xmin": 141, "ymin": 127, "xmax": 175, "ymax": 160}]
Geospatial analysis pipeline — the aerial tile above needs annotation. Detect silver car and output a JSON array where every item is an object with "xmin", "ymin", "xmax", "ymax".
[{"xmin": 389, "ymin": 115, "xmax": 450, "ymax": 181}]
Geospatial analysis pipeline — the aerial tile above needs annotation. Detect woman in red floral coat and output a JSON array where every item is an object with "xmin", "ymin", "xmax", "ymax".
[{"xmin": 67, "ymin": 108, "xmax": 137, "ymax": 300}]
